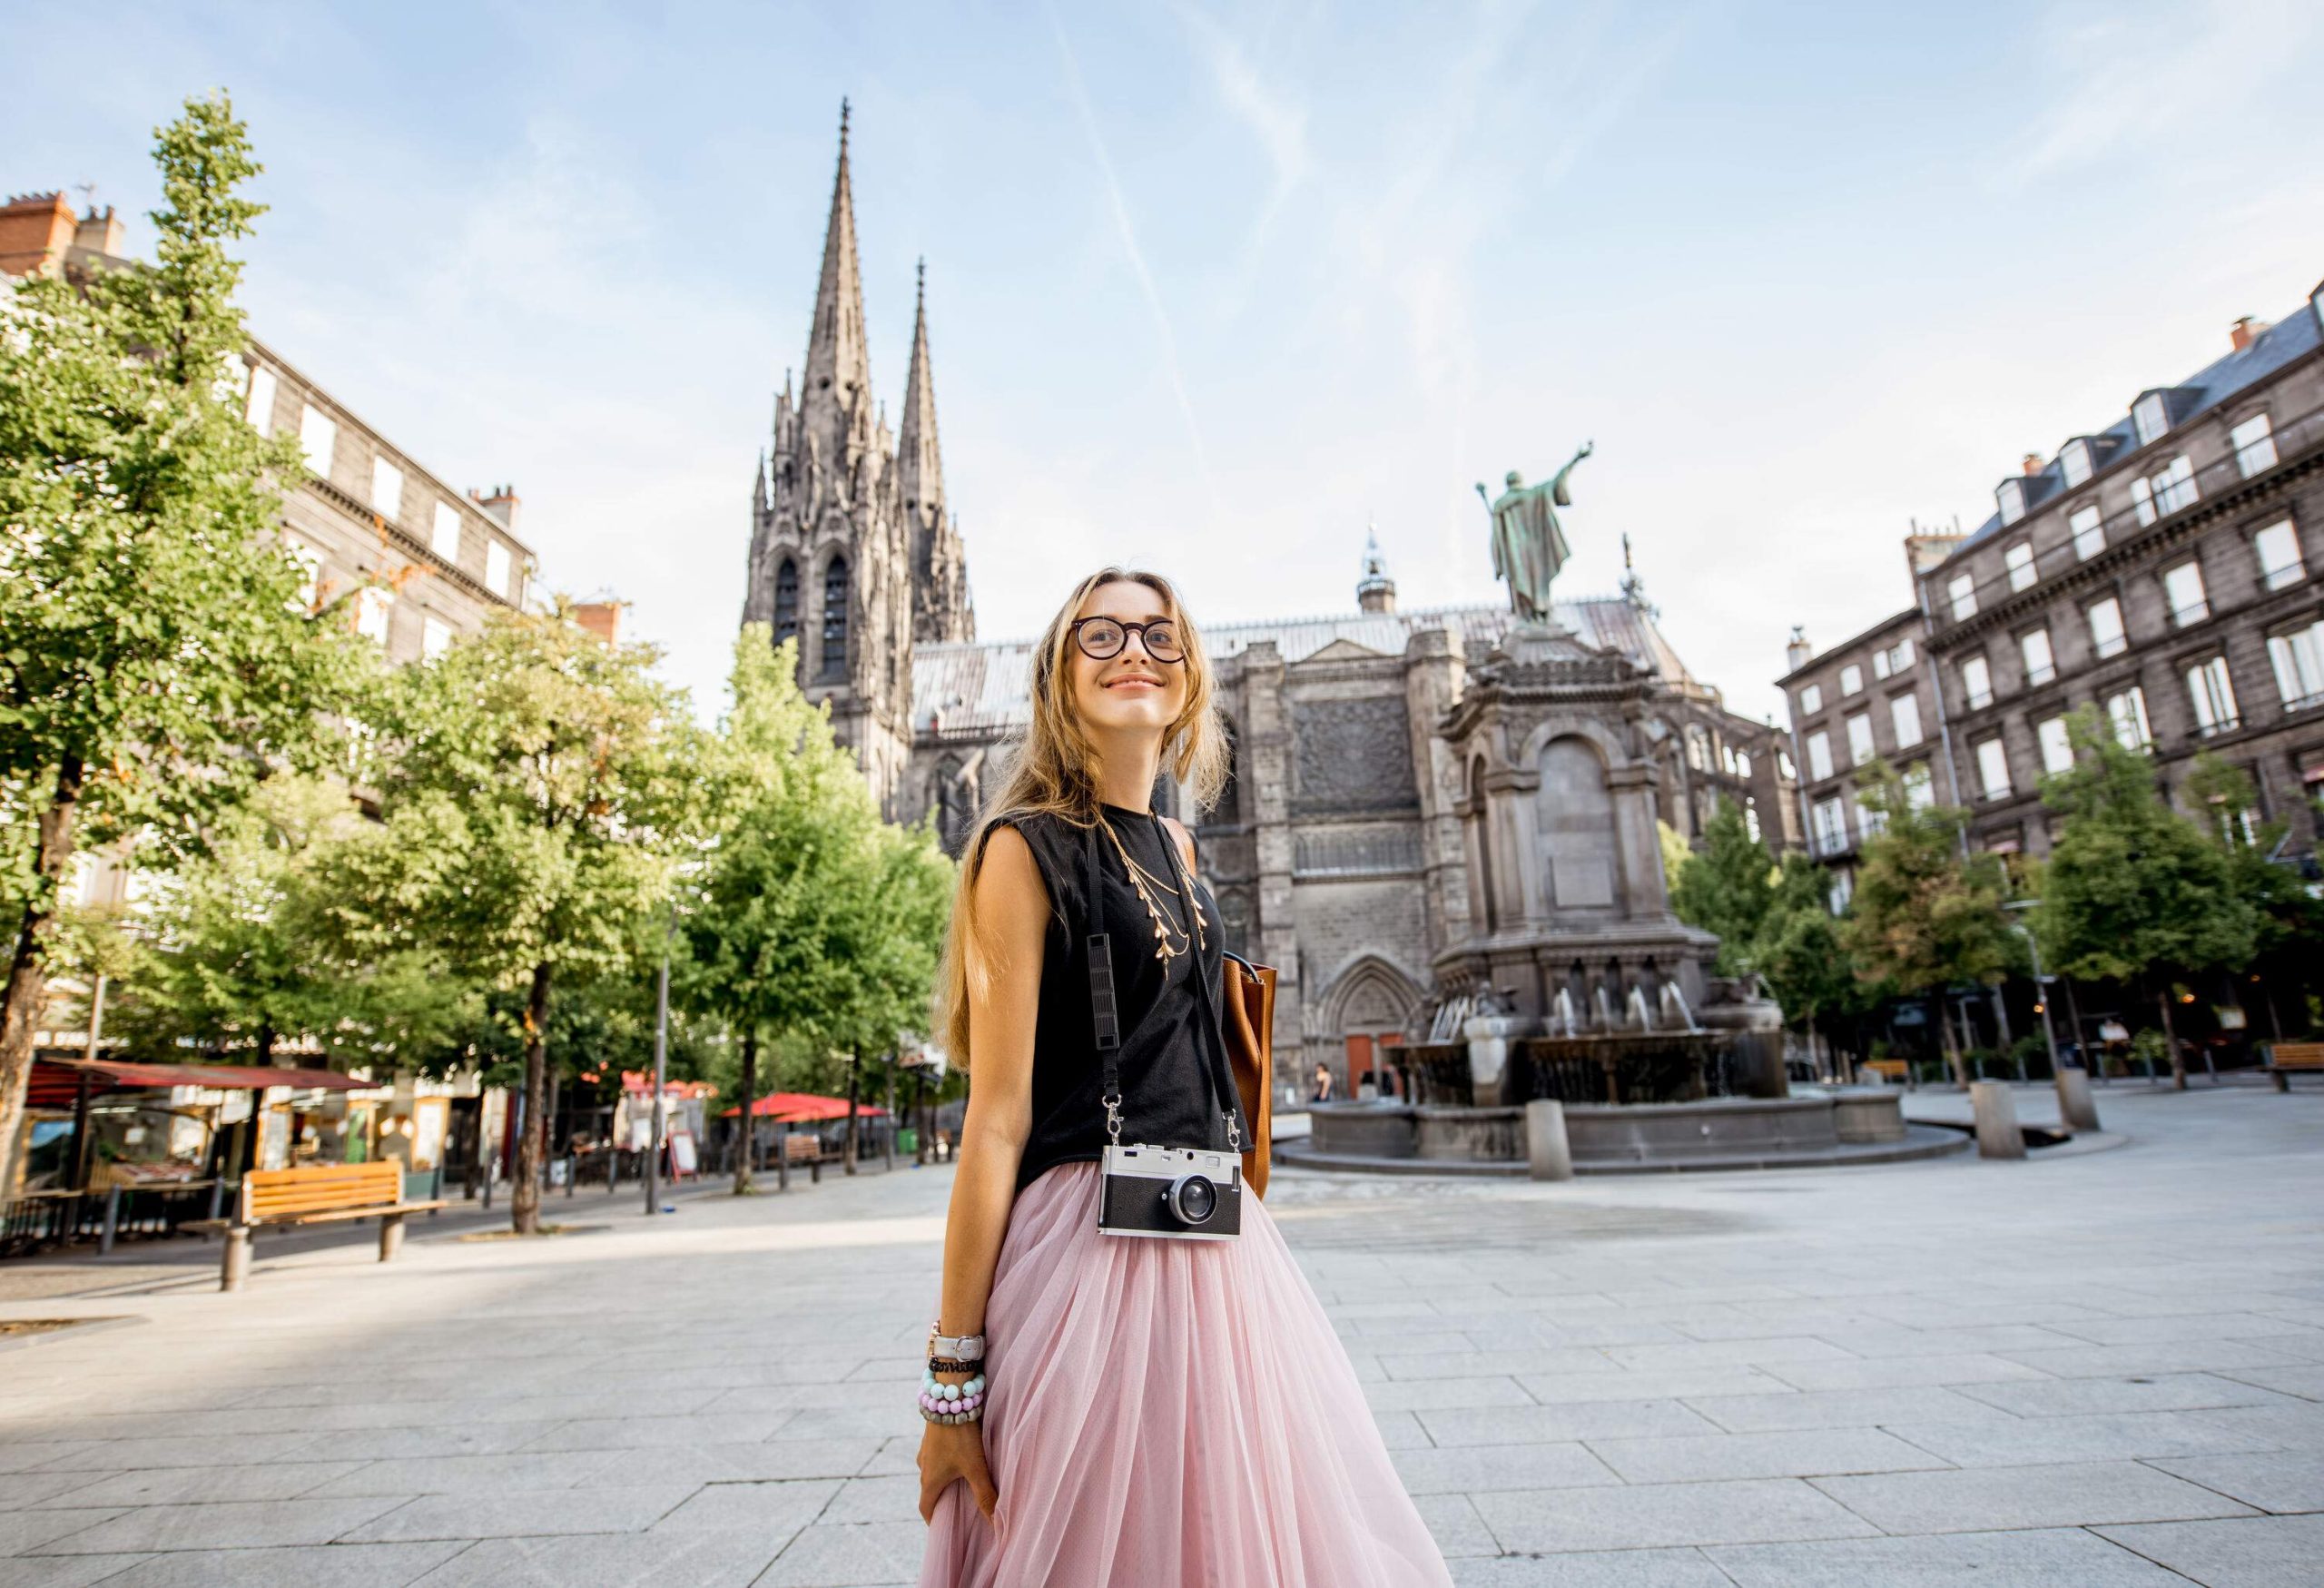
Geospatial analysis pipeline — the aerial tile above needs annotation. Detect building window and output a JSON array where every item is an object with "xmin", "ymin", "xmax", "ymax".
[
  {"xmin": 480, "ymin": 541, "xmax": 509, "ymax": 602},
  {"xmin": 1961, "ymin": 654, "xmax": 1993, "ymax": 710},
  {"xmin": 1735, "ymin": 748, "xmax": 1751, "ymax": 778},
  {"xmin": 1998, "ymin": 478, "xmax": 2026, "ymax": 527},
  {"xmin": 1687, "ymin": 726, "xmax": 1708, "ymax": 771},
  {"xmin": 2020, "ymin": 627, "xmax": 2055, "ymax": 686},
  {"xmin": 1812, "ymin": 796, "xmax": 1846, "ymax": 856},
  {"xmin": 2132, "ymin": 391, "xmax": 2171, "ymax": 447},
  {"xmin": 2061, "ymin": 439, "xmax": 2093, "ymax": 488},
  {"xmin": 422, "ymin": 616, "xmax": 452, "ymax": 660},
  {"xmin": 1946, "ymin": 572, "xmax": 1977, "ymax": 622},
  {"xmin": 2162, "ymin": 560, "xmax": 2208, "ymax": 627},
  {"xmin": 2230, "ymin": 413, "xmax": 2278, "ymax": 478},
  {"xmin": 2269, "ymin": 621, "xmax": 2324, "ymax": 712},
  {"xmin": 1872, "ymin": 650, "xmax": 1889, "ymax": 681},
  {"xmin": 2005, "ymin": 540, "xmax": 2036, "ymax": 591},
  {"xmin": 2036, "ymin": 715, "xmax": 2073, "ymax": 774},
  {"xmin": 1975, "ymin": 736, "xmax": 2012, "ymax": 801},
  {"xmin": 299, "ymin": 403, "xmax": 337, "ymax": 478},
  {"xmin": 773, "ymin": 557, "xmax": 799, "ymax": 647},
  {"xmin": 431, "ymin": 501, "xmax": 461, "ymax": 562},
  {"xmin": 2087, "ymin": 596, "xmax": 2127, "ymax": 659},
  {"xmin": 1807, "ymin": 729, "xmax": 1834, "ymax": 782},
  {"xmin": 2187, "ymin": 656, "xmax": 2239, "ymax": 737},
  {"xmin": 1827, "ymin": 866, "xmax": 1854, "ymax": 913},
  {"xmin": 821, "ymin": 555, "xmax": 850, "ymax": 679},
  {"xmin": 1797, "ymin": 682, "xmax": 1823, "ymax": 715},
  {"xmin": 2253, "ymin": 518, "xmax": 2304, "ymax": 591},
  {"xmin": 2105, "ymin": 686, "xmax": 2153, "ymax": 752},
  {"xmin": 286, "ymin": 536, "xmax": 321, "ymax": 610},
  {"xmin": 1846, "ymin": 711, "xmax": 1876, "ymax": 767},
  {"xmin": 356, "ymin": 587, "xmax": 393, "ymax": 646},
  {"xmin": 1890, "ymin": 692, "xmax": 1923, "ymax": 748},
  {"xmin": 1839, "ymin": 663, "xmax": 1864, "ymax": 696},
  {"xmin": 370, "ymin": 457, "xmax": 403, "ymax": 522},
  {"xmin": 2071, "ymin": 505, "xmax": 2105, "ymax": 561},
  {"xmin": 1888, "ymin": 636, "xmax": 1915, "ymax": 673},
  {"xmin": 246, "ymin": 363, "xmax": 280, "ymax": 437},
  {"xmin": 1854, "ymin": 788, "xmax": 1887, "ymax": 840},
  {"xmin": 1903, "ymin": 762, "xmax": 1935, "ymax": 810},
  {"xmin": 2151, "ymin": 455, "xmax": 2197, "ymax": 517}
]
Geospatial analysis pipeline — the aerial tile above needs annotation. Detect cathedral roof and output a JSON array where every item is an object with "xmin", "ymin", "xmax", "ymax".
[{"xmin": 911, "ymin": 597, "xmax": 1699, "ymax": 738}]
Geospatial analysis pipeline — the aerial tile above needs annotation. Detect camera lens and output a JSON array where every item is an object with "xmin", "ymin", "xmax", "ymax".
[{"xmin": 1167, "ymin": 1173, "xmax": 1216, "ymax": 1225}]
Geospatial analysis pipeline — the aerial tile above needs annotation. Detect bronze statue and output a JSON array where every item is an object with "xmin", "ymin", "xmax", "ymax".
[{"xmin": 1477, "ymin": 441, "xmax": 1592, "ymax": 624}]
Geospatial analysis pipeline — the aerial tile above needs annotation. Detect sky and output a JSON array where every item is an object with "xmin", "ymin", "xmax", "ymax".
[{"xmin": 7, "ymin": 0, "xmax": 2324, "ymax": 724}]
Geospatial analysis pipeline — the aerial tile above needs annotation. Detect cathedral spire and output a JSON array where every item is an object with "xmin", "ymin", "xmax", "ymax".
[
  {"xmin": 801, "ymin": 99, "xmax": 872, "ymax": 450},
  {"xmin": 896, "ymin": 257, "xmax": 945, "ymax": 524}
]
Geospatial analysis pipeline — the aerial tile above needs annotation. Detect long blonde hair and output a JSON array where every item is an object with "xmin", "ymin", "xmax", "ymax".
[{"xmin": 936, "ymin": 568, "xmax": 1231, "ymax": 1071}]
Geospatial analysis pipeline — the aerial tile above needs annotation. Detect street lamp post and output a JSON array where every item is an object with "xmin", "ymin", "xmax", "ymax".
[
  {"xmin": 2004, "ymin": 902, "xmax": 2097, "ymax": 1132},
  {"xmin": 645, "ymin": 905, "xmax": 671, "ymax": 1218}
]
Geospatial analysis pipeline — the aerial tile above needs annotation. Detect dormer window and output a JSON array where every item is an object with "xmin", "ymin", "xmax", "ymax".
[
  {"xmin": 2060, "ymin": 439, "xmax": 2093, "ymax": 488},
  {"xmin": 2132, "ymin": 391, "xmax": 2171, "ymax": 447},
  {"xmin": 1997, "ymin": 478, "xmax": 2026, "ymax": 526}
]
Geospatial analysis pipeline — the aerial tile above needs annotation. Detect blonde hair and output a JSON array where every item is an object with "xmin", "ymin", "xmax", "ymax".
[{"xmin": 936, "ymin": 568, "xmax": 1230, "ymax": 1070}]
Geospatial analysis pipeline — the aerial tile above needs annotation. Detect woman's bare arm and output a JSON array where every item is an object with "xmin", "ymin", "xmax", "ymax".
[{"xmin": 920, "ymin": 823, "xmax": 1046, "ymax": 1522}]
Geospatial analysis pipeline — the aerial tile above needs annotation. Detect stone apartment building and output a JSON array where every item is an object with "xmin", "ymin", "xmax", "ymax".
[
  {"xmin": 743, "ymin": 117, "xmax": 1796, "ymax": 1092},
  {"xmin": 1779, "ymin": 280, "xmax": 2324, "ymax": 897}
]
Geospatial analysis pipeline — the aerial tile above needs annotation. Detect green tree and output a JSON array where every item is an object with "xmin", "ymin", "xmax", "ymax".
[
  {"xmin": 0, "ymin": 96, "xmax": 359, "ymax": 1185},
  {"xmin": 1841, "ymin": 768, "xmax": 2023, "ymax": 1086},
  {"xmin": 821, "ymin": 818, "xmax": 954, "ymax": 1171},
  {"xmin": 2182, "ymin": 752, "xmax": 2324, "ymax": 1038},
  {"xmin": 1753, "ymin": 853, "xmax": 1869, "ymax": 1070},
  {"xmin": 2035, "ymin": 717, "xmax": 2258, "ymax": 1086},
  {"xmin": 1669, "ymin": 798, "xmax": 1776, "ymax": 975},
  {"xmin": 341, "ymin": 602, "xmax": 695, "ymax": 1232}
]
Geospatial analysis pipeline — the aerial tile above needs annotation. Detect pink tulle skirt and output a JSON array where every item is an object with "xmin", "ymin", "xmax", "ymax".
[{"xmin": 920, "ymin": 1161, "xmax": 1452, "ymax": 1587}]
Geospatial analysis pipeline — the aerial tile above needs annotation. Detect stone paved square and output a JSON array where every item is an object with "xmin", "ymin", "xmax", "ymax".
[{"xmin": 2, "ymin": 1086, "xmax": 2320, "ymax": 1584}]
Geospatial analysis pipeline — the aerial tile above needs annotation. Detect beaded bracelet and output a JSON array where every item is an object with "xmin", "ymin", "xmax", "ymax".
[{"xmin": 920, "ymin": 1367, "xmax": 988, "ymax": 1425}]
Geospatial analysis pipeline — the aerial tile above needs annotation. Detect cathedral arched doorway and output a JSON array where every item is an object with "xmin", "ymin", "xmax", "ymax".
[{"xmin": 1323, "ymin": 956, "xmax": 1424, "ymax": 1101}]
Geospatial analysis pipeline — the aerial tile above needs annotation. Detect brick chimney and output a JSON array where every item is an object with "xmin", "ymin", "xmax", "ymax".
[
  {"xmin": 1785, "ymin": 626, "xmax": 1813, "ymax": 674},
  {"xmin": 2229, "ymin": 316, "xmax": 2268, "ymax": 352},
  {"xmin": 2022, "ymin": 453, "xmax": 2043, "ymax": 476},
  {"xmin": 74, "ymin": 204, "xmax": 123, "ymax": 260},
  {"xmin": 572, "ymin": 602, "xmax": 621, "ymax": 646},
  {"xmin": 469, "ymin": 484, "xmax": 520, "ymax": 533},
  {"xmin": 0, "ymin": 192, "xmax": 76, "ymax": 279}
]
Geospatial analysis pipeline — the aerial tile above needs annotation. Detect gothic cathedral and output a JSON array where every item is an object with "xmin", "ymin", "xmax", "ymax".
[{"xmin": 743, "ymin": 104, "xmax": 974, "ymax": 819}]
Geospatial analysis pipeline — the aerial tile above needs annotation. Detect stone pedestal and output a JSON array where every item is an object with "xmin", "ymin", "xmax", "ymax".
[
  {"xmin": 1463, "ymin": 1016, "xmax": 1525, "ymax": 1106},
  {"xmin": 2054, "ymin": 1067, "xmax": 2101, "ymax": 1133},
  {"xmin": 1525, "ymin": 1100, "xmax": 1573, "ymax": 1181},
  {"xmin": 1829, "ymin": 1090, "xmax": 1906, "ymax": 1144},
  {"xmin": 1970, "ymin": 1082, "xmax": 2025, "ymax": 1159}
]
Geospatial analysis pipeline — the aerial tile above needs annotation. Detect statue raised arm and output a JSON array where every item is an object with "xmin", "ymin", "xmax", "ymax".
[{"xmin": 1478, "ymin": 442, "xmax": 1592, "ymax": 624}]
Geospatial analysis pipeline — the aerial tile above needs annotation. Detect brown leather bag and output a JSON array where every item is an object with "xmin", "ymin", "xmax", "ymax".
[{"xmin": 1221, "ymin": 952, "xmax": 1277, "ymax": 1198}]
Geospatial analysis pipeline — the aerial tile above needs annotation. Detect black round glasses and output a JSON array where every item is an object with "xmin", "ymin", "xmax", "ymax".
[{"xmin": 1071, "ymin": 617, "xmax": 1184, "ymax": 664}]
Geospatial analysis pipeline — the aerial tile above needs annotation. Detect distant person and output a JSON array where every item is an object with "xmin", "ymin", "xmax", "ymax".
[
  {"xmin": 915, "ymin": 569, "xmax": 1449, "ymax": 1585},
  {"xmin": 1312, "ymin": 1062, "xmax": 1337, "ymax": 1103}
]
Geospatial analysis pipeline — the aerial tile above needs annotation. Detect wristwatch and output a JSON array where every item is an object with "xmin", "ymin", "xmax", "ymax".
[{"xmin": 928, "ymin": 1324, "xmax": 987, "ymax": 1360}]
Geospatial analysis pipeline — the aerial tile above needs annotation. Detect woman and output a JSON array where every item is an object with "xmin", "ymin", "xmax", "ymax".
[
  {"xmin": 1312, "ymin": 1061, "xmax": 1337, "ymax": 1104},
  {"xmin": 918, "ymin": 570, "xmax": 1450, "ymax": 1586}
]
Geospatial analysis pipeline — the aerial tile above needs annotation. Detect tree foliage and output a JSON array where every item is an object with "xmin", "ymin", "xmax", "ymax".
[
  {"xmin": 1669, "ymin": 799, "xmax": 1775, "ymax": 975},
  {"xmin": 0, "ymin": 94, "xmax": 360, "ymax": 1186}
]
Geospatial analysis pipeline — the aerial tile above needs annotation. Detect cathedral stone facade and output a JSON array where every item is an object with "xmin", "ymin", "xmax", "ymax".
[{"xmin": 745, "ymin": 113, "xmax": 1797, "ymax": 1094}]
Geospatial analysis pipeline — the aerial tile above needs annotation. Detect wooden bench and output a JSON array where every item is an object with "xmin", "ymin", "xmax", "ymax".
[
  {"xmin": 194, "ymin": 1161, "xmax": 445, "ymax": 1292},
  {"xmin": 1865, "ymin": 1059, "xmax": 1908, "ymax": 1083},
  {"xmin": 778, "ymin": 1132, "xmax": 823, "ymax": 1184},
  {"xmin": 2269, "ymin": 1041, "xmax": 2324, "ymax": 1091}
]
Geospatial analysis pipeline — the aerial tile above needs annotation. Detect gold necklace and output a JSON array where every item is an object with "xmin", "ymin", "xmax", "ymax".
[{"xmin": 1097, "ymin": 814, "xmax": 1206, "ymax": 961}]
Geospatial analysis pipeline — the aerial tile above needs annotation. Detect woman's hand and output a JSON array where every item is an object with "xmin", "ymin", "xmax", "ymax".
[{"xmin": 917, "ymin": 1418, "xmax": 998, "ymax": 1522}]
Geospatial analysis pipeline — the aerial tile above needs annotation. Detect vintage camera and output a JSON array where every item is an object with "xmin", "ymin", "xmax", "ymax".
[{"xmin": 1098, "ymin": 1143, "xmax": 1243, "ymax": 1241}]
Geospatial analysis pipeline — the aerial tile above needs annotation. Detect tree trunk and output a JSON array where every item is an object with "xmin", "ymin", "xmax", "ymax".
[
  {"xmin": 511, "ymin": 961, "xmax": 554, "ymax": 1234},
  {"xmin": 2156, "ymin": 986, "xmax": 2187, "ymax": 1091},
  {"xmin": 734, "ymin": 1027, "xmax": 758, "ymax": 1195},
  {"xmin": 0, "ymin": 756, "xmax": 84, "ymax": 1196},
  {"xmin": 1938, "ymin": 995, "xmax": 1969, "ymax": 1089},
  {"xmin": 844, "ymin": 1050, "xmax": 862, "ymax": 1176}
]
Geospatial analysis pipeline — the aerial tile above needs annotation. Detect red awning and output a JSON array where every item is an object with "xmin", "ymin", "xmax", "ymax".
[
  {"xmin": 718, "ymin": 1091, "xmax": 890, "ymax": 1121},
  {"xmin": 27, "ymin": 1059, "xmax": 376, "ymax": 1110}
]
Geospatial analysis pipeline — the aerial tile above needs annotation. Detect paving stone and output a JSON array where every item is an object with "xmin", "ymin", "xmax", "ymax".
[
  {"xmin": 649, "ymin": 1478, "xmax": 840, "ymax": 1532},
  {"xmin": 2193, "ymin": 1402, "xmax": 2324, "ymax": 1450},
  {"xmin": 2095, "ymin": 1514, "xmax": 2324, "ymax": 1587},
  {"xmin": 754, "ymin": 1520, "xmax": 924, "ymax": 1585},
  {"xmin": 1586, "ymin": 1427, "xmax": 1949, "ymax": 1484},
  {"xmin": 1448, "ymin": 1549, "xmax": 1732, "ymax": 1585},
  {"xmin": 0, "ymin": 1556, "xmax": 162, "ymax": 1588},
  {"xmin": 1884, "ymin": 1410, "xmax": 2287, "ymax": 1466},
  {"xmin": 1512, "ymin": 1368, "xmax": 1793, "ymax": 1405},
  {"xmin": 1958, "ymin": 1373, "xmax": 2291, "ymax": 1418},
  {"xmin": 1418, "ymin": 1400, "xmax": 1721, "ymax": 1448},
  {"xmin": 0, "ymin": 1444, "xmax": 104, "ymax": 1476},
  {"xmin": 94, "ymin": 1542, "xmax": 469, "ymax": 1588},
  {"xmin": 517, "ymin": 1413, "xmax": 789, "ymax": 1451},
  {"xmin": 2147, "ymin": 1449, "xmax": 2324, "ymax": 1514},
  {"xmin": 632, "ymin": 1440, "xmax": 887, "ymax": 1485},
  {"xmin": 339, "ymin": 1484, "xmax": 697, "ymax": 1542},
  {"xmin": 1683, "ymin": 1386, "xmax": 2014, "ymax": 1434},
  {"xmin": 1365, "ymin": 1376, "xmax": 1536, "ymax": 1412},
  {"xmin": 302, "ymin": 1452, "xmax": 625, "ymax": 1497},
  {"xmin": 1378, "ymin": 1348, "xmax": 1623, "ymax": 1381},
  {"xmin": 409, "ymin": 1531, "xmax": 788, "ymax": 1587},
  {"xmin": 35, "ymin": 1462, "xmax": 366, "ymax": 1506},
  {"xmin": 1707, "ymin": 1526, "xmax": 2190, "ymax": 1585},
  {"xmin": 1472, "ymin": 1476, "xmax": 1879, "ymax": 1553},
  {"xmin": 1810, "ymin": 1459, "xmax": 2257, "ymax": 1534},
  {"xmin": 1996, "ymin": 1342, "xmax": 2311, "ymax": 1378},
  {"xmin": 817, "ymin": 1475, "xmax": 921, "ymax": 1524},
  {"xmin": 27, "ymin": 1434, "xmax": 330, "ymax": 1472},
  {"xmin": 1412, "ymin": 1493, "xmax": 1498, "ymax": 1557},
  {"xmin": 1761, "ymin": 1354, "xmax": 2053, "ymax": 1392},
  {"xmin": 29, "ymin": 1496, "xmax": 406, "ymax": 1553},
  {"xmin": 0, "ymin": 1471, "xmax": 108, "ymax": 1509},
  {"xmin": 300, "ymin": 1422, "xmax": 572, "ymax": 1461},
  {"xmin": 1598, "ymin": 1336, "xmax": 1858, "ymax": 1372},
  {"xmin": 1391, "ymin": 1442, "xmax": 1622, "ymax": 1495}
]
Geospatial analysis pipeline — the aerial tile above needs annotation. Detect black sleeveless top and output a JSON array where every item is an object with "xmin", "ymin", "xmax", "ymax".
[{"xmin": 975, "ymin": 804, "xmax": 1236, "ymax": 1192}]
